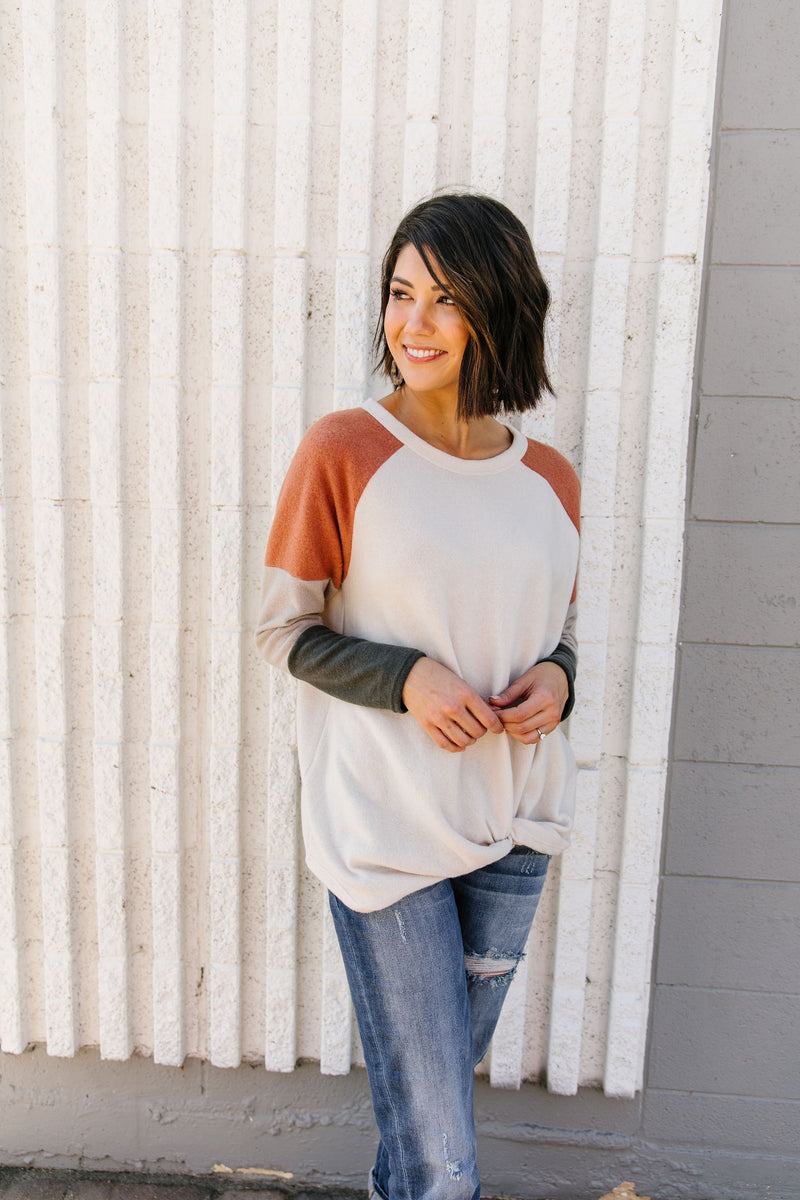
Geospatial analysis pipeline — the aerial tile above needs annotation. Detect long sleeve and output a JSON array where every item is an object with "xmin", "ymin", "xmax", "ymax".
[
  {"xmin": 288, "ymin": 625, "xmax": 424, "ymax": 711},
  {"xmin": 253, "ymin": 408, "xmax": 422, "ymax": 707},
  {"xmin": 538, "ymin": 600, "xmax": 577, "ymax": 719}
]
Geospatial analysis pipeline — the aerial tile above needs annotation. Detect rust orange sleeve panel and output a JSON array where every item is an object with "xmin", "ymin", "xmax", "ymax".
[
  {"xmin": 265, "ymin": 408, "xmax": 403, "ymax": 586},
  {"xmin": 521, "ymin": 439, "xmax": 581, "ymax": 534},
  {"xmin": 522, "ymin": 439, "xmax": 581, "ymax": 602}
]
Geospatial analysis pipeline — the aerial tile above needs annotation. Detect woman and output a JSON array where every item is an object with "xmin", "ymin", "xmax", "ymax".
[{"xmin": 256, "ymin": 192, "xmax": 580, "ymax": 1200}]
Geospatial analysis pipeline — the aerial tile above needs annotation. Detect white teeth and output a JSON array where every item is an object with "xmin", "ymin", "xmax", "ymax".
[{"xmin": 405, "ymin": 346, "xmax": 442, "ymax": 359}]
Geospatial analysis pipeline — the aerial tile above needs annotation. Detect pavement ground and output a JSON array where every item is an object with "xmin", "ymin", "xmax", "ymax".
[
  {"xmin": 0, "ymin": 1168, "xmax": 356, "ymax": 1200},
  {"xmin": 0, "ymin": 1170, "xmax": 658, "ymax": 1200}
]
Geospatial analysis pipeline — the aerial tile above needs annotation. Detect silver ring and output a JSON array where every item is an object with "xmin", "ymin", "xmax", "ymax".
[{"xmin": 537, "ymin": 728, "xmax": 547, "ymax": 739}]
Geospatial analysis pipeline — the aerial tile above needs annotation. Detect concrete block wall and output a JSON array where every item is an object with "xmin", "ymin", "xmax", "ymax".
[{"xmin": 644, "ymin": 0, "xmax": 800, "ymax": 1176}]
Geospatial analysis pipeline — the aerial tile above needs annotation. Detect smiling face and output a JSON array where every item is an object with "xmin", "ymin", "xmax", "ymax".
[{"xmin": 383, "ymin": 243, "xmax": 471, "ymax": 401}]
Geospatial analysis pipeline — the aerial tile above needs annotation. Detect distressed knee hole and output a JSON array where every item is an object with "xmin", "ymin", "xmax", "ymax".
[
  {"xmin": 442, "ymin": 1132, "xmax": 463, "ymax": 1181},
  {"xmin": 463, "ymin": 948, "xmax": 523, "ymax": 985}
]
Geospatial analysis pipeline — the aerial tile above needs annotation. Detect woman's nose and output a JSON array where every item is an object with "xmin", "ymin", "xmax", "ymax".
[{"xmin": 404, "ymin": 300, "xmax": 434, "ymax": 333}]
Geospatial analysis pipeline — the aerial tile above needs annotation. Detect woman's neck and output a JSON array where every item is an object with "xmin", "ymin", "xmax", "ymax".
[{"xmin": 380, "ymin": 386, "xmax": 512, "ymax": 460}]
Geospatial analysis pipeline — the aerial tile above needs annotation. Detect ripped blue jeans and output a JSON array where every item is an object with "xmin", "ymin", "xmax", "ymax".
[{"xmin": 329, "ymin": 846, "xmax": 550, "ymax": 1200}]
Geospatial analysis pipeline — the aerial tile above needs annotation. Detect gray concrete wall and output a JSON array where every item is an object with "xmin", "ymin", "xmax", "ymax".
[
  {"xmin": 2, "ymin": 3, "xmax": 799, "ymax": 1198},
  {"xmin": 642, "ymin": 0, "xmax": 800, "ymax": 1188}
]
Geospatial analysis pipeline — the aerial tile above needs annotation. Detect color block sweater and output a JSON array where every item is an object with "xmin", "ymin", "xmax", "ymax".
[{"xmin": 255, "ymin": 400, "xmax": 581, "ymax": 912}]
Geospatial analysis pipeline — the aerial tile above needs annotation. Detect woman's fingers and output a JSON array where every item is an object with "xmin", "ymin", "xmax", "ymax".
[
  {"xmin": 463, "ymin": 696, "xmax": 504, "ymax": 737},
  {"xmin": 422, "ymin": 715, "xmax": 480, "ymax": 753},
  {"xmin": 402, "ymin": 658, "xmax": 503, "ymax": 750},
  {"xmin": 498, "ymin": 700, "xmax": 560, "ymax": 743},
  {"xmin": 509, "ymin": 720, "xmax": 554, "ymax": 745},
  {"xmin": 403, "ymin": 656, "xmax": 571, "ymax": 751},
  {"xmin": 492, "ymin": 662, "xmax": 568, "ymax": 711},
  {"xmin": 427, "ymin": 724, "xmax": 466, "ymax": 752},
  {"xmin": 497, "ymin": 696, "xmax": 556, "ymax": 730},
  {"xmin": 444, "ymin": 721, "xmax": 476, "ymax": 749},
  {"xmin": 490, "ymin": 661, "xmax": 569, "ymax": 745},
  {"xmin": 492, "ymin": 691, "xmax": 560, "ymax": 745}
]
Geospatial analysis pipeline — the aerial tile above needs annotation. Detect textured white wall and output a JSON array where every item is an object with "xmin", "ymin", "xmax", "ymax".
[{"xmin": 0, "ymin": 0, "xmax": 721, "ymax": 1098}]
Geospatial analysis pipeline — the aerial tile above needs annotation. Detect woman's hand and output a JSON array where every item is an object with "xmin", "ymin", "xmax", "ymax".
[
  {"xmin": 402, "ymin": 657, "xmax": 505, "ymax": 753},
  {"xmin": 489, "ymin": 661, "xmax": 568, "ymax": 745}
]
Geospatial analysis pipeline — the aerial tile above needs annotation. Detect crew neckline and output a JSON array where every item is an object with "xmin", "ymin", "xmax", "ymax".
[{"xmin": 364, "ymin": 399, "xmax": 527, "ymax": 475}]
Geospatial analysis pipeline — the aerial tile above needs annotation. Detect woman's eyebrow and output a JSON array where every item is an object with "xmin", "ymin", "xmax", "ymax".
[{"xmin": 390, "ymin": 274, "xmax": 444, "ymax": 291}]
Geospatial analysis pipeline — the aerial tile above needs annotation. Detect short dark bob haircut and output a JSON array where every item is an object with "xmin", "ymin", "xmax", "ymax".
[{"xmin": 374, "ymin": 192, "xmax": 552, "ymax": 421}]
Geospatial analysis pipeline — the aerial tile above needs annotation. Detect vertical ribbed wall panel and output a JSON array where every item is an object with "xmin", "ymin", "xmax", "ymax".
[
  {"xmin": 470, "ymin": 0, "xmax": 512, "ymax": 197},
  {"xmin": 513, "ymin": 0, "xmax": 582, "ymax": 1093},
  {"xmin": 265, "ymin": 0, "xmax": 312, "ymax": 1073},
  {"xmin": 148, "ymin": 0, "xmax": 185, "ymax": 1067},
  {"xmin": 320, "ymin": 0, "xmax": 378, "ymax": 1075},
  {"xmin": 86, "ymin": 0, "xmax": 131, "ymax": 1064},
  {"xmin": 522, "ymin": 0, "xmax": 580, "ymax": 475},
  {"xmin": 23, "ymin": 0, "xmax": 76, "ymax": 1059},
  {"xmin": 0, "ymin": 0, "xmax": 21, "ymax": 1046},
  {"xmin": 548, "ymin": 0, "xmax": 648, "ymax": 1097},
  {"xmin": 208, "ymin": 0, "xmax": 248, "ymax": 1070},
  {"xmin": 0, "ymin": 0, "xmax": 723, "ymax": 1095},
  {"xmin": 0, "ymin": 585, "xmax": 23, "ymax": 1057},
  {"xmin": 402, "ymin": 0, "xmax": 443, "ymax": 208},
  {"xmin": 603, "ymin": 0, "xmax": 724, "ymax": 1098},
  {"xmin": 331, "ymin": 0, "xmax": 377, "ymax": 416},
  {"xmin": 0, "ymin": 281, "xmax": 25, "ymax": 1054},
  {"xmin": 532, "ymin": 0, "xmax": 579, "ymax": 263}
]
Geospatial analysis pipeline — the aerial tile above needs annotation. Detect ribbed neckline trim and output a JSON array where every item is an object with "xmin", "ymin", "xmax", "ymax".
[{"xmin": 363, "ymin": 399, "xmax": 527, "ymax": 475}]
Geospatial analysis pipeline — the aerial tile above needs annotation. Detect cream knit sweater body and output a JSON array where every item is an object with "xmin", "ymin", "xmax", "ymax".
[{"xmin": 256, "ymin": 400, "xmax": 581, "ymax": 912}]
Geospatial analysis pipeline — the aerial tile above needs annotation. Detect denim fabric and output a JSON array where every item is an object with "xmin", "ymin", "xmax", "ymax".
[{"xmin": 329, "ymin": 846, "xmax": 550, "ymax": 1200}]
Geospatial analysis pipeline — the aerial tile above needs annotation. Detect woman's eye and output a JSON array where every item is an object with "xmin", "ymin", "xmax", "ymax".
[
  {"xmin": 390, "ymin": 287, "xmax": 409, "ymax": 300},
  {"xmin": 438, "ymin": 295, "xmax": 455, "ymax": 306}
]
